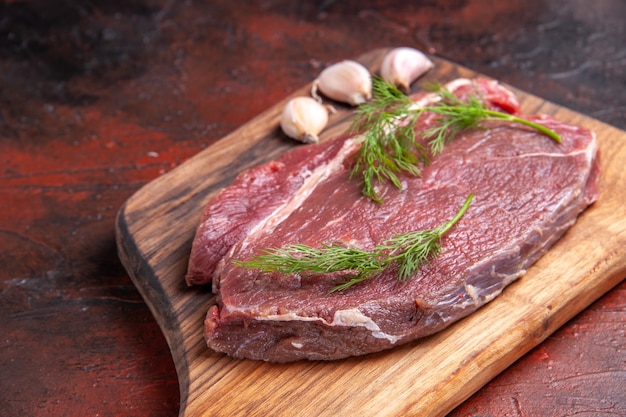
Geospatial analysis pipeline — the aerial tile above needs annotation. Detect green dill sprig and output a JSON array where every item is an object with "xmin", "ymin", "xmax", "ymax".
[
  {"xmin": 423, "ymin": 83, "xmax": 562, "ymax": 153},
  {"xmin": 350, "ymin": 77, "xmax": 561, "ymax": 202},
  {"xmin": 234, "ymin": 193, "xmax": 474, "ymax": 292},
  {"xmin": 349, "ymin": 78, "xmax": 428, "ymax": 203}
]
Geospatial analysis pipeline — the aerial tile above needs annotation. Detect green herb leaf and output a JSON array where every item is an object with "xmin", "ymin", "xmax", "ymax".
[
  {"xmin": 350, "ymin": 77, "xmax": 561, "ymax": 202},
  {"xmin": 234, "ymin": 193, "xmax": 474, "ymax": 292}
]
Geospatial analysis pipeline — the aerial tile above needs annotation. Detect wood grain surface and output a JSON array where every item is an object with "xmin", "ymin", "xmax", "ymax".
[{"xmin": 116, "ymin": 48, "xmax": 626, "ymax": 417}]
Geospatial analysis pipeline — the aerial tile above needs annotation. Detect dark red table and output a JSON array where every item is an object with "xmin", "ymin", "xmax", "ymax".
[{"xmin": 1, "ymin": 1, "xmax": 624, "ymax": 416}]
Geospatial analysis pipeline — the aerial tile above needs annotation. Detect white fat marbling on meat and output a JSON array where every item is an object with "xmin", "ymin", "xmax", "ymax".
[
  {"xmin": 501, "ymin": 269, "xmax": 526, "ymax": 288},
  {"xmin": 500, "ymin": 149, "xmax": 593, "ymax": 160},
  {"xmin": 256, "ymin": 308, "xmax": 400, "ymax": 344},
  {"xmin": 333, "ymin": 308, "xmax": 401, "ymax": 343},
  {"xmin": 585, "ymin": 131, "xmax": 598, "ymax": 166},
  {"xmin": 241, "ymin": 137, "xmax": 363, "ymax": 247},
  {"xmin": 446, "ymin": 269, "xmax": 527, "ymax": 314},
  {"xmin": 464, "ymin": 283, "xmax": 480, "ymax": 302}
]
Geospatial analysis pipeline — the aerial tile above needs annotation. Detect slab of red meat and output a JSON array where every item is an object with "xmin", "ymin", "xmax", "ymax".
[
  {"xmin": 185, "ymin": 135, "xmax": 354, "ymax": 286},
  {"xmin": 185, "ymin": 78, "xmax": 520, "ymax": 286},
  {"xmin": 188, "ymin": 79, "xmax": 600, "ymax": 362}
]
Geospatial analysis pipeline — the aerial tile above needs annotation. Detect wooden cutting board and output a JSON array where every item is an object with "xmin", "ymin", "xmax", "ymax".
[{"xmin": 115, "ymin": 48, "xmax": 626, "ymax": 417}]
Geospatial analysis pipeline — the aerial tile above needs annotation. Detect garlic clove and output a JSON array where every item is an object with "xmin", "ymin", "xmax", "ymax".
[
  {"xmin": 314, "ymin": 60, "xmax": 372, "ymax": 106},
  {"xmin": 380, "ymin": 47, "xmax": 433, "ymax": 92},
  {"xmin": 280, "ymin": 96, "xmax": 329, "ymax": 144}
]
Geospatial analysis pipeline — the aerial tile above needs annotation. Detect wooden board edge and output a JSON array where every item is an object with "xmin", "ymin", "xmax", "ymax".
[
  {"xmin": 115, "ymin": 202, "xmax": 190, "ymax": 411},
  {"xmin": 113, "ymin": 47, "xmax": 626, "ymax": 417}
]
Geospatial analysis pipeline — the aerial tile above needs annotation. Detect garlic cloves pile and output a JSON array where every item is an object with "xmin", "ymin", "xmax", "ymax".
[
  {"xmin": 280, "ymin": 96, "xmax": 329, "ymax": 144},
  {"xmin": 313, "ymin": 60, "xmax": 372, "ymax": 106},
  {"xmin": 380, "ymin": 47, "xmax": 433, "ymax": 92}
]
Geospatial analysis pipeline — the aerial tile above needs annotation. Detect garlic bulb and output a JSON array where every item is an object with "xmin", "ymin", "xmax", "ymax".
[
  {"xmin": 313, "ymin": 60, "xmax": 372, "ymax": 106},
  {"xmin": 380, "ymin": 47, "xmax": 433, "ymax": 92},
  {"xmin": 280, "ymin": 96, "xmax": 329, "ymax": 144}
]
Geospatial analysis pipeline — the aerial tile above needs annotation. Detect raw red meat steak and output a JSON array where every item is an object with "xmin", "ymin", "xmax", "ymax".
[{"xmin": 187, "ymin": 79, "xmax": 599, "ymax": 362}]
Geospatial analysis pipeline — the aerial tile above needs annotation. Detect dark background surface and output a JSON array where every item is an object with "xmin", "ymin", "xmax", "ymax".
[{"xmin": 1, "ymin": 1, "xmax": 624, "ymax": 416}]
